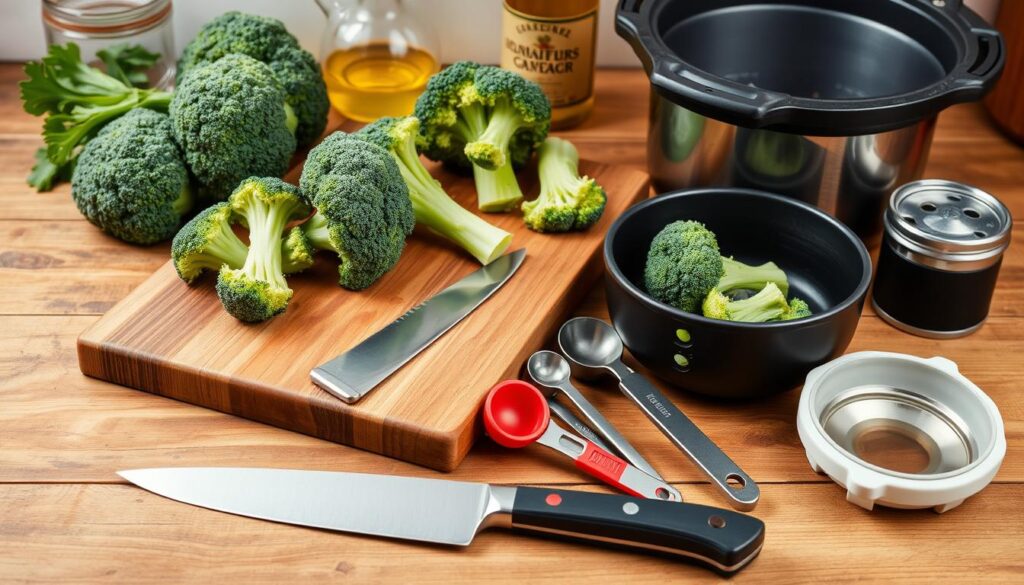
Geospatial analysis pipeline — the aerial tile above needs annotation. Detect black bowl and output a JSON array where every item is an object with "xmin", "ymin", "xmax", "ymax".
[{"xmin": 604, "ymin": 188, "xmax": 871, "ymax": 399}]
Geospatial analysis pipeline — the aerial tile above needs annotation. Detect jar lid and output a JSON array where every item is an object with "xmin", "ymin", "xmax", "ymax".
[
  {"xmin": 885, "ymin": 180, "xmax": 1012, "ymax": 270},
  {"xmin": 43, "ymin": 0, "xmax": 171, "ymax": 35}
]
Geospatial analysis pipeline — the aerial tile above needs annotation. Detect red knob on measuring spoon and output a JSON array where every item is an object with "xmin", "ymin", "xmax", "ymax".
[{"xmin": 483, "ymin": 380, "xmax": 681, "ymax": 502}]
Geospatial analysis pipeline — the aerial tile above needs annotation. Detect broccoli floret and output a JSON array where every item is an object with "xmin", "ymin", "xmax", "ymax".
[
  {"xmin": 522, "ymin": 137, "xmax": 606, "ymax": 233},
  {"xmin": 176, "ymin": 11, "xmax": 328, "ymax": 146},
  {"xmin": 644, "ymin": 220, "xmax": 724, "ymax": 313},
  {"xmin": 170, "ymin": 54, "xmax": 297, "ymax": 201},
  {"xmin": 779, "ymin": 297, "xmax": 813, "ymax": 321},
  {"xmin": 171, "ymin": 202, "xmax": 248, "ymax": 283},
  {"xmin": 214, "ymin": 177, "xmax": 311, "ymax": 322},
  {"xmin": 355, "ymin": 116, "xmax": 512, "ymax": 264},
  {"xmin": 299, "ymin": 132, "xmax": 415, "ymax": 290},
  {"xmin": 702, "ymin": 283, "xmax": 790, "ymax": 323},
  {"xmin": 415, "ymin": 61, "xmax": 551, "ymax": 212},
  {"xmin": 719, "ymin": 256, "xmax": 790, "ymax": 296},
  {"xmin": 71, "ymin": 109, "xmax": 191, "ymax": 245},
  {"xmin": 281, "ymin": 225, "xmax": 315, "ymax": 274}
]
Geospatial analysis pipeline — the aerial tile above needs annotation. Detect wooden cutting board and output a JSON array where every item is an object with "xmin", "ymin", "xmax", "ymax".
[{"xmin": 77, "ymin": 157, "xmax": 649, "ymax": 471}]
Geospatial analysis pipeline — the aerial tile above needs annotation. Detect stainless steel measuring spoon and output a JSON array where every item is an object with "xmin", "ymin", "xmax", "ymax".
[
  {"xmin": 557, "ymin": 317, "xmax": 760, "ymax": 510},
  {"xmin": 545, "ymin": 397, "xmax": 613, "ymax": 452},
  {"xmin": 528, "ymin": 350, "xmax": 665, "ymax": 481}
]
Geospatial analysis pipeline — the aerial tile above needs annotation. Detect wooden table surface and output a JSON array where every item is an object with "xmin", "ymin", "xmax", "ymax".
[{"xmin": 2, "ymin": 65, "xmax": 1022, "ymax": 583}]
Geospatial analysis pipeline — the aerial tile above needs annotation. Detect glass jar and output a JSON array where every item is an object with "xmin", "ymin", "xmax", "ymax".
[
  {"xmin": 317, "ymin": 0, "xmax": 440, "ymax": 122},
  {"xmin": 42, "ymin": 0, "xmax": 176, "ymax": 89}
]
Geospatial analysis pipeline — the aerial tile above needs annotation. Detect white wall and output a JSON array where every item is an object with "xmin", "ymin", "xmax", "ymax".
[
  {"xmin": 0, "ymin": 0, "xmax": 639, "ymax": 65},
  {"xmin": 0, "ymin": 0, "xmax": 1000, "ymax": 65}
]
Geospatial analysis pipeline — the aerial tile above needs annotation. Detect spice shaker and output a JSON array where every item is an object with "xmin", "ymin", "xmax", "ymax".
[{"xmin": 872, "ymin": 180, "xmax": 1012, "ymax": 338}]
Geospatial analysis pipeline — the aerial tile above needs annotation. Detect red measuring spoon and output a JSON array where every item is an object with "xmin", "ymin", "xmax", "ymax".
[{"xmin": 483, "ymin": 380, "xmax": 681, "ymax": 501}]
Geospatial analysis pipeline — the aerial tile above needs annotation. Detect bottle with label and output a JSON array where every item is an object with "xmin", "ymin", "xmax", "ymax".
[{"xmin": 501, "ymin": 0, "xmax": 598, "ymax": 129}]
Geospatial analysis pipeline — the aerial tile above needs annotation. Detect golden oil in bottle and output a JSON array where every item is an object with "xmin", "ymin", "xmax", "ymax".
[
  {"xmin": 322, "ymin": 43, "xmax": 438, "ymax": 122},
  {"xmin": 501, "ymin": 0, "xmax": 599, "ymax": 129}
]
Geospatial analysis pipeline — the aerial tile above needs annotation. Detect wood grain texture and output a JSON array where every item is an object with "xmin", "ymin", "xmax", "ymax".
[
  {"xmin": 4, "ymin": 313, "xmax": 1023, "ymax": 485},
  {"xmin": 3, "ymin": 64, "xmax": 1024, "ymax": 583},
  {"xmin": 984, "ymin": 1, "xmax": 1024, "ymax": 143},
  {"xmin": 2, "ymin": 483, "xmax": 1022, "ymax": 584},
  {"xmin": 76, "ymin": 161, "xmax": 649, "ymax": 471}
]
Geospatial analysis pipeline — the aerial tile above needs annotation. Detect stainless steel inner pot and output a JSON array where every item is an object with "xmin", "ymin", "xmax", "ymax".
[{"xmin": 648, "ymin": 96, "xmax": 936, "ymax": 243}]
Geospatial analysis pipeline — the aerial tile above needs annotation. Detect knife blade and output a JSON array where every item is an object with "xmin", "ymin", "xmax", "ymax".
[
  {"xmin": 311, "ymin": 249, "xmax": 526, "ymax": 403},
  {"xmin": 119, "ymin": 467, "xmax": 764, "ymax": 573}
]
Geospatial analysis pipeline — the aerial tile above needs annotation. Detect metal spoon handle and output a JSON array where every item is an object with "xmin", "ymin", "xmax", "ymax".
[
  {"xmin": 535, "ymin": 423, "xmax": 682, "ymax": 502},
  {"xmin": 616, "ymin": 372, "xmax": 759, "ymax": 510},
  {"xmin": 546, "ymin": 398, "xmax": 613, "ymax": 452},
  {"xmin": 555, "ymin": 384, "xmax": 665, "ymax": 481}
]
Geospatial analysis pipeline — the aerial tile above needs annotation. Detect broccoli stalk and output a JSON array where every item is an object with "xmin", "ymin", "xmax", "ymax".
[
  {"xmin": 719, "ymin": 256, "xmax": 790, "ymax": 296},
  {"xmin": 702, "ymin": 283, "xmax": 790, "ymax": 323},
  {"xmin": 415, "ymin": 61, "xmax": 551, "ymax": 213},
  {"xmin": 355, "ymin": 116, "xmax": 512, "ymax": 265},
  {"xmin": 215, "ymin": 177, "xmax": 311, "ymax": 322},
  {"xmin": 522, "ymin": 137, "xmax": 607, "ymax": 233},
  {"xmin": 20, "ymin": 43, "xmax": 173, "ymax": 191}
]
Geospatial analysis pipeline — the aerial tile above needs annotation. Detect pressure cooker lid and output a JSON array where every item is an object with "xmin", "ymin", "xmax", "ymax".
[{"xmin": 616, "ymin": 0, "xmax": 1005, "ymax": 136}]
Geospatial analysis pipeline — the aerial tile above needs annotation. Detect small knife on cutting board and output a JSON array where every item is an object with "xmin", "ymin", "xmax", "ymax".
[
  {"xmin": 119, "ymin": 467, "xmax": 764, "ymax": 574},
  {"xmin": 311, "ymin": 249, "xmax": 526, "ymax": 404}
]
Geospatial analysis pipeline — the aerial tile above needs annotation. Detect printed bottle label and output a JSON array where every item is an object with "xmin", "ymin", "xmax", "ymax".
[{"xmin": 500, "ymin": 3, "xmax": 596, "ymax": 108}]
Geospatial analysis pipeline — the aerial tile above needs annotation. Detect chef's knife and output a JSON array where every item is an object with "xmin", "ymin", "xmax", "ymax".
[
  {"xmin": 311, "ymin": 249, "xmax": 526, "ymax": 403},
  {"xmin": 119, "ymin": 467, "xmax": 764, "ymax": 573}
]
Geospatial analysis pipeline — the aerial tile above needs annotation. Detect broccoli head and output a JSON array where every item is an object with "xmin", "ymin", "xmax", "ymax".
[
  {"xmin": 171, "ymin": 202, "xmax": 248, "ymax": 283},
  {"xmin": 354, "ymin": 116, "xmax": 512, "ymax": 264},
  {"xmin": 415, "ymin": 61, "xmax": 551, "ymax": 212},
  {"xmin": 71, "ymin": 108, "xmax": 191, "ymax": 245},
  {"xmin": 214, "ymin": 177, "xmax": 311, "ymax": 323},
  {"xmin": 779, "ymin": 297, "xmax": 813, "ymax": 321},
  {"xmin": 644, "ymin": 220, "xmax": 724, "ymax": 313},
  {"xmin": 176, "ymin": 11, "xmax": 328, "ymax": 146},
  {"xmin": 281, "ymin": 226, "xmax": 315, "ymax": 275},
  {"xmin": 170, "ymin": 54, "xmax": 297, "ymax": 201},
  {"xmin": 522, "ymin": 137, "xmax": 606, "ymax": 233},
  {"xmin": 702, "ymin": 283, "xmax": 790, "ymax": 323},
  {"xmin": 719, "ymin": 256, "xmax": 790, "ymax": 296},
  {"xmin": 299, "ymin": 132, "xmax": 415, "ymax": 290}
]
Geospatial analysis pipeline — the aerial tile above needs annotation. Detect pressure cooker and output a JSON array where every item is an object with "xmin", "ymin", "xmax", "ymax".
[{"xmin": 616, "ymin": 0, "xmax": 1005, "ymax": 241}]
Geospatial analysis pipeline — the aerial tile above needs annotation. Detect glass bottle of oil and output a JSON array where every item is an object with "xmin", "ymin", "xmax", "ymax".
[
  {"xmin": 501, "ymin": 0, "xmax": 598, "ymax": 129},
  {"xmin": 317, "ymin": 0, "xmax": 440, "ymax": 122}
]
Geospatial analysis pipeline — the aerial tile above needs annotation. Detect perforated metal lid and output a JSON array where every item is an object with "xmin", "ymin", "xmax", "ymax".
[{"xmin": 885, "ymin": 180, "xmax": 1012, "ymax": 270}]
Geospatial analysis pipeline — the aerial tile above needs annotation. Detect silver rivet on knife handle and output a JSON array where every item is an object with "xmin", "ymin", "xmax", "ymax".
[{"xmin": 311, "ymin": 249, "xmax": 526, "ymax": 403}]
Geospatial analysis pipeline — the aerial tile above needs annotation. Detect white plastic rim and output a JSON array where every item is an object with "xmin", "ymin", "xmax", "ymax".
[{"xmin": 797, "ymin": 351, "xmax": 1006, "ymax": 513}]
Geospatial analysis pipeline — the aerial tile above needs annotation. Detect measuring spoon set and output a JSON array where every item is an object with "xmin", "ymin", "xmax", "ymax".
[{"xmin": 484, "ymin": 317, "xmax": 759, "ymax": 510}]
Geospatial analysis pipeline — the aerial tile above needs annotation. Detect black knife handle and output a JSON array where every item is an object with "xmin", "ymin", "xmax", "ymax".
[{"xmin": 510, "ymin": 487, "xmax": 764, "ymax": 573}]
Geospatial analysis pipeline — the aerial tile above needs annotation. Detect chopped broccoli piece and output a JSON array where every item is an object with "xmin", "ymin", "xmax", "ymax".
[
  {"xmin": 779, "ymin": 297, "xmax": 813, "ymax": 321},
  {"xmin": 281, "ymin": 226, "xmax": 315, "ymax": 275},
  {"xmin": 214, "ymin": 177, "xmax": 311, "ymax": 322},
  {"xmin": 644, "ymin": 220, "xmax": 724, "ymax": 313},
  {"xmin": 719, "ymin": 256, "xmax": 790, "ymax": 296},
  {"xmin": 702, "ymin": 283, "xmax": 790, "ymax": 323},
  {"xmin": 20, "ymin": 43, "xmax": 172, "ymax": 191},
  {"xmin": 414, "ymin": 61, "xmax": 551, "ymax": 212},
  {"xmin": 170, "ymin": 54, "xmax": 297, "ymax": 201},
  {"xmin": 355, "ymin": 116, "xmax": 512, "ymax": 264},
  {"xmin": 299, "ymin": 132, "xmax": 415, "ymax": 290},
  {"xmin": 176, "ymin": 11, "xmax": 328, "ymax": 146},
  {"xmin": 171, "ymin": 202, "xmax": 248, "ymax": 283},
  {"xmin": 522, "ymin": 137, "xmax": 606, "ymax": 232},
  {"xmin": 71, "ymin": 109, "xmax": 191, "ymax": 245}
]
